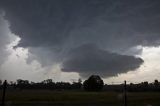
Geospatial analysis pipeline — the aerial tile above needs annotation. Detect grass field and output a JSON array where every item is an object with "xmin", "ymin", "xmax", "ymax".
[{"xmin": 0, "ymin": 90, "xmax": 160, "ymax": 106}]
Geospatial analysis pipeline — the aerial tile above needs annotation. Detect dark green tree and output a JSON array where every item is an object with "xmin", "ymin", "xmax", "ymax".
[{"xmin": 83, "ymin": 75, "xmax": 104, "ymax": 91}]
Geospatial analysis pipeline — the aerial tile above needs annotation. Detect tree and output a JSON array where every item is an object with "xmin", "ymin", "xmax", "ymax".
[
  {"xmin": 0, "ymin": 80, "xmax": 2, "ymax": 85},
  {"xmin": 17, "ymin": 79, "xmax": 29, "ymax": 85},
  {"xmin": 78, "ymin": 78, "xmax": 82, "ymax": 84},
  {"xmin": 71, "ymin": 79, "xmax": 82, "ymax": 89},
  {"xmin": 42, "ymin": 79, "xmax": 53, "ymax": 84},
  {"xmin": 154, "ymin": 79, "xmax": 159, "ymax": 86},
  {"xmin": 83, "ymin": 75, "xmax": 104, "ymax": 91}
]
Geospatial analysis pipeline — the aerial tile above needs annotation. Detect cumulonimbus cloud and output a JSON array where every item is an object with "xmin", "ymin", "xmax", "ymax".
[
  {"xmin": 61, "ymin": 44, "xmax": 144, "ymax": 78},
  {"xmin": 0, "ymin": 0, "xmax": 159, "ymax": 78},
  {"xmin": 0, "ymin": 12, "xmax": 15, "ymax": 65},
  {"xmin": 1, "ymin": 0, "xmax": 160, "ymax": 49}
]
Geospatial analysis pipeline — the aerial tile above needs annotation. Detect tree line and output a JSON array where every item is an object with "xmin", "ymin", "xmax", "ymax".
[
  {"xmin": 0, "ymin": 75, "xmax": 160, "ymax": 92},
  {"xmin": 104, "ymin": 79, "xmax": 160, "ymax": 92},
  {"xmin": 0, "ymin": 75, "xmax": 103, "ymax": 91},
  {"xmin": 0, "ymin": 79, "xmax": 82, "ymax": 90}
]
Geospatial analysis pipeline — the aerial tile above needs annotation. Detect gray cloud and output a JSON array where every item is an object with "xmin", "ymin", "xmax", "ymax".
[
  {"xmin": 0, "ymin": 0, "xmax": 159, "ymax": 77},
  {"xmin": 61, "ymin": 44, "xmax": 143, "ymax": 78},
  {"xmin": 0, "ymin": 13, "xmax": 13, "ymax": 65},
  {"xmin": 2, "ymin": 0, "xmax": 160, "ymax": 49}
]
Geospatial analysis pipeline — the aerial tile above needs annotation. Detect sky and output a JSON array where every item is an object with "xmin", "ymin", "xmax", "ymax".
[{"xmin": 0, "ymin": 0, "xmax": 160, "ymax": 84}]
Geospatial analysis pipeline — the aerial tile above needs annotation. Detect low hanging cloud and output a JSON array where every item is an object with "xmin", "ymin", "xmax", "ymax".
[
  {"xmin": 0, "ymin": 0, "xmax": 160, "ymax": 78},
  {"xmin": 62, "ymin": 44, "xmax": 144, "ymax": 78}
]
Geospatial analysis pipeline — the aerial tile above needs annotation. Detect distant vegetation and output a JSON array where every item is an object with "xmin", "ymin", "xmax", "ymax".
[
  {"xmin": 104, "ymin": 79, "xmax": 160, "ymax": 92},
  {"xmin": 0, "ymin": 76, "xmax": 160, "ymax": 92},
  {"xmin": 0, "ymin": 79, "xmax": 82, "ymax": 90}
]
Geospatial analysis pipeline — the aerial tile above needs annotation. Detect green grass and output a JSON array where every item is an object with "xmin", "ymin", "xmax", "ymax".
[{"xmin": 0, "ymin": 90, "xmax": 160, "ymax": 106}]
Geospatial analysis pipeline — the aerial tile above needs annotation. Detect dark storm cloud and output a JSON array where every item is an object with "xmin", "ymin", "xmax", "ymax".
[
  {"xmin": 0, "ymin": 0, "xmax": 159, "ymax": 77},
  {"xmin": 1, "ymin": 0, "xmax": 112, "ymax": 47},
  {"xmin": 61, "ymin": 44, "xmax": 144, "ymax": 78},
  {"xmin": 1, "ymin": 0, "xmax": 160, "ymax": 49}
]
